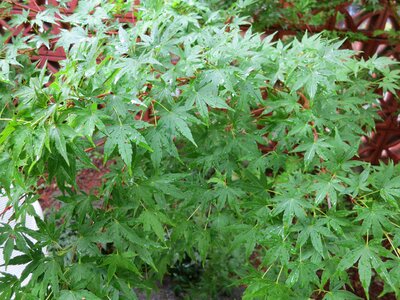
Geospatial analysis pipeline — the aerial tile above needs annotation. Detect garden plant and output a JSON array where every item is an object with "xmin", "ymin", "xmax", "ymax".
[{"xmin": 0, "ymin": 0, "xmax": 400, "ymax": 299}]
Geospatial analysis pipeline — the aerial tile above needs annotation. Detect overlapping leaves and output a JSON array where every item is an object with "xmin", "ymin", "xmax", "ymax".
[{"xmin": 0, "ymin": 0, "xmax": 399, "ymax": 299}]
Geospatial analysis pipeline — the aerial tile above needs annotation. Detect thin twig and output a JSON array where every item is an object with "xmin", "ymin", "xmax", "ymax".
[
  {"xmin": 326, "ymin": 195, "xmax": 332, "ymax": 209},
  {"xmin": 5, "ymin": 0, "xmax": 40, "ymax": 13},
  {"xmin": 84, "ymin": 139, "xmax": 105, "ymax": 152}
]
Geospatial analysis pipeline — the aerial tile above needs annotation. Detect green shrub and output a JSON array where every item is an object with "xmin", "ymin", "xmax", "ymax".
[{"xmin": 0, "ymin": 1, "xmax": 400, "ymax": 299}]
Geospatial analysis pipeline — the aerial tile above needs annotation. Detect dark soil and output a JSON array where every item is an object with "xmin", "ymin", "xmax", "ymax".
[
  {"xmin": 38, "ymin": 158, "xmax": 109, "ymax": 210},
  {"xmin": 348, "ymin": 269, "xmax": 396, "ymax": 300}
]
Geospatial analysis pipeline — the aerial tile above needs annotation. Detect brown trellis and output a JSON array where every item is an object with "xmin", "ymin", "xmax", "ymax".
[{"xmin": 1, "ymin": 0, "xmax": 400, "ymax": 164}]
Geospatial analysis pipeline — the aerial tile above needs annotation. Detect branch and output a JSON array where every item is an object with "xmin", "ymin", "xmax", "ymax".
[
  {"xmin": 84, "ymin": 139, "xmax": 105, "ymax": 153},
  {"xmin": 5, "ymin": 0, "xmax": 40, "ymax": 13},
  {"xmin": 297, "ymin": 91, "xmax": 318, "ymax": 142}
]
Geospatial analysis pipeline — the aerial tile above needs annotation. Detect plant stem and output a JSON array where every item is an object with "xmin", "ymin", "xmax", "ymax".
[
  {"xmin": 187, "ymin": 204, "xmax": 201, "ymax": 221},
  {"xmin": 275, "ymin": 265, "xmax": 284, "ymax": 284},
  {"xmin": 384, "ymin": 231, "xmax": 400, "ymax": 259},
  {"xmin": 0, "ymin": 118, "xmax": 30, "ymax": 124}
]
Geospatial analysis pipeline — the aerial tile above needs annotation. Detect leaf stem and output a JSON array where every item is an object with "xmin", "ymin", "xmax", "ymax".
[
  {"xmin": 113, "ymin": 107, "xmax": 123, "ymax": 126},
  {"xmin": 187, "ymin": 204, "xmax": 201, "ymax": 221},
  {"xmin": 0, "ymin": 118, "xmax": 31, "ymax": 124},
  {"xmin": 84, "ymin": 139, "xmax": 106, "ymax": 152},
  {"xmin": 204, "ymin": 205, "xmax": 212, "ymax": 230},
  {"xmin": 326, "ymin": 195, "xmax": 332, "ymax": 209},
  {"xmin": 275, "ymin": 265, "xmax": 284, "ymax": 284},
  {"xmin": 45, "ymin": 290, "xmax": 53, "ymax": 300},
  {"xmin": 154, "ymin": 100, "xmax": 170, "ymax": 112},
  {"xmin": 261, "ymin": 264, "xmax": 273, "ymax": 279},
  {"xmin": 5, "ymin": 0, "xmax": 40, "ymax": 13},
  {"xmin": 384, "ymin": 231, "xmax": 400, "ymax": 259},
  {"xmin": 265, "ymin": 188, "xmax": 282, "ymax": 195},
  {"xmin": 358, "ymin": 190, "xmax": 380, "ymax": 200}
]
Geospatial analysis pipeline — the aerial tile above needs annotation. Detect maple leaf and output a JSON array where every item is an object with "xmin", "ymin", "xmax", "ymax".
[
  {"xmin": 104, "ymin": 124, "xmax": 151, "ymax": 170},
  {"xmin": 186, "ymin": 83, "xmax": 232, "ymax": 122}
]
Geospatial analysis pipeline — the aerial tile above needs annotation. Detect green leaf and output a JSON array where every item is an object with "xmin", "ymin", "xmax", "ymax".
[
  {"xmin": 197, "ymin": 230, "xmax": 210, "ymax": 262},
  {"xmin": 41, "ymin": 260, "xmax": 63, "ymax": 297},
  {"xmin": 323, "ymin": 290, "xmax": 362, "ymax": 300},
  {"xmin": 159, "ymin": 107, "xmax": 198, "ymax": 146},
  {"xmin": 71, "ymin": 104, "xmax": 106, "ymax": 138},
  {"xmin": 139, "ymin": 211, "xmax": 165, "ymax": 241},
  {"xmin": 187, "ymin": 83, "xmax": 232, "ymax": 121},
  {"xmin": 355, "ymin": 205, "xmax": 392, "ymax": 239},
  {"xmin": 380, "ymin": 175, "xmax": 400, "ymax": 207},
  {"xmin": 358, "ymin": 250, "xmax": 372, "ymax": 298},
  {"xmin": 370, "ymin": 251, "xmax": 399, "ymax": 294},
  {"xmin": 56, "ymin": 27, "xmax": 87, "ymax": 50},
  {"xmin": 3, "ymin": 237, "xmax": 14, "ymax": 266},
  {"xmin": 104, "ymin": 124, "xmax": 151, "ymax": 168},
  {"xmin": 0, "ymin": 123, "xmax": 15, "ymax": 144},
  {"xmin": 50, "ymin": 126, "xmax": 69, "ymax": 165},
  {"xmin": 59, "ymin": 290, "xmax": 102, "ymax": 300},
  {"xmin": 293, "ymin": 139, "xmax": 331, "ymax": 166},
  {"xmin": 2, "ymin": 2, "xmax": 400, "ymax": 298},
  {"xmin": 102, "ymin": 252, "xmax": 141, "ymax": 280},
  {"xmin": 272, "ymin": 195, "xmax": 313, "ymax": 225},
  {"xmin": 337, "ymin": 246, "xmax": 363, "ymax": 271}
]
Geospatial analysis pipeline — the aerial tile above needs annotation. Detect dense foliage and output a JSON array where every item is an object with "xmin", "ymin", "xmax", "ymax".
[{"xmin": 1, "ymin": 0, "xmax": 400, "ymax": 299}]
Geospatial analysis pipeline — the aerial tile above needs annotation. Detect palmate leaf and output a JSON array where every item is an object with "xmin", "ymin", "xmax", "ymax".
[
  {"xmin": 230, "ymin": 226, "xmax": 257, "ymax": 258},
  {"xmin": 146, "ymin": 126, "xmax": 181, "ymax": 168},
  {"xmin": 263, "ymin": 240, "xmax": 291, "ymax": 266},
  {"xmin": 50, "ymin": 125, "xmax": 70, "ymax": 165},
  {"xmin": 325, "ymin": 210, "xmax": 353, "ymax": 236},
  {"xmin": 206, "ymin": 176, "xmax": 246, "ymax": 211},
  {"xmin": 102, "ymin": 252, "xmax": 141, "ymax": 283},
  {"xmin": 243, "ymin": 279, "xmax": 293, "ymax": 300},
  {"xmin": 147, "ymin": 173, "xmax": 187, "ymax": 200},
  {"xmin": 272, "ymin": 195, "xmax": 313, "ymax": 225},
  {"xmin": 139, "ymin": 211, "xmax": 165, "ymax": 241},
  {"xmin": 158, "ymin": 106, "xmax": 199, "ymax": 146},
  {"xmin": 104, "ymin": 124, "xmax": 151, "ymax": 169},
  {"xmin": 28, "ymin": 259, "xmax": 65, "ymax": 298},
  {"xmin": 380, "ymin": 175, "xmax": 400, "ymax": 207},
  {"xmin": 56, "ymin": 27, "xmax": 88, "ymax": 50},
  {"xmin": 313, "ymin": 177, "xmax": 343, "ymax": 206},
  {"xmin": 340, "ymin": 168, "xmax": 371, "ymax": 198},
  {"xmin": 295, "ymin": 219, "xmax": 336, "ymax": 257},
  {"xmin": 59, "ymin": 290, "xmax": 102, "ymax": 300},
  {"xmin": 107, "ymin": 220, "xmax": 160, "ymax": 253},
  {"xmin": 323, "ymin": 290, "xmax": 362, "ymax": 300},
  {"xmin": 8, "ymin": 126, "xmax": 36, "ymax": 164},
  {"xmin": 70, "ymin": 103, "xmax": 107, "ymax": 139},
  {"xmin": 286, "ymin": 260, "xmax": 319, "ymax": 289},
  {"xmin": 338, "ymin": 243, "xmax": 399, "ymax": 298},
  {"xmin": 186, "ymin": 83, "xmax": 232, "ymax": 122},
  {"xmin": 354, "ymin": 204, "xmax": 393, "ymax": 239},
  {"xmin": 292, "ymin": 139, "xmax": 331, "ymax": 166}
]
